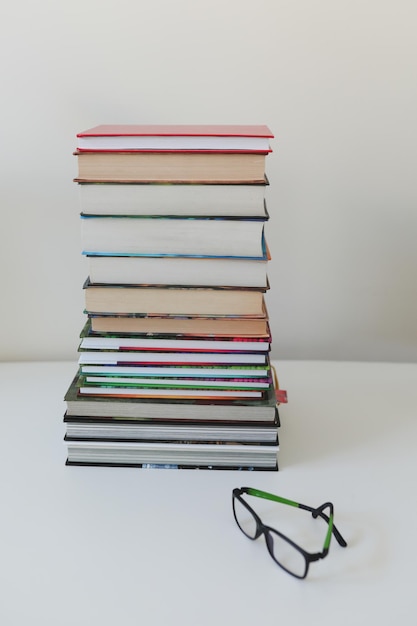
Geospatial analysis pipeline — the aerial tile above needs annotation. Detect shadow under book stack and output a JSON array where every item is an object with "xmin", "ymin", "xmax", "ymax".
[{"xmin": 64, "ymin": 124, "xmax": 287, "ymax": 470}]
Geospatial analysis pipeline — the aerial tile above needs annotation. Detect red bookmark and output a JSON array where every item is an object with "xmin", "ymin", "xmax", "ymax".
[{"xmin": 275, "ymin": 389, "xmax": 288, "ymax": 404}]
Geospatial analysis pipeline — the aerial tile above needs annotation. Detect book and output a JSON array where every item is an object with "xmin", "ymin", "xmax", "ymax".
[
  {"xmin": 79, "ymin": 323, "xmax": 271, "ymax": 353},
  {"xmin": 74, "ymin": 151, "xmax": 268, "ymax": 183},
  {"xmin": 79, "ymin": 375, "xmax": 271, "ymax": 391},
  {"xmin": 76, "ymin": 124, "xmax": 273, "ymax": 152},
  {"xmin": 77, "ymin": 385, "xmax": 268, "ymax": 400},
  {"xmin": 88, "ymin": 314, "xmax": 270, "ymax": 336},
  {"xmin": 64, "ymin": 439, "xmax": 279, "ymax": 469},
  {"xmin": 80, "ymin": 338, "xmax": 270, "ymax": 353},
  {"xmin": 83, "ymin": 281, "xmax": 267, "ymax": 317},
  {"xmin": 77, "ymin": 181, "xmax": 269, "ymax": 217},
  {"xmin": 78, "ymin": 351, "xmax": 268, "ymax": 366},
  {"xmin": 64, "ymin": 373, "xmax": 279, "ymax": 422},
  {"xmin": 81, "ymin": 213, "xmax": 268, "ymax": 258},
  {"xmin": 86, "ymin": 253, "xmax": 269, "ymax": 288},
  {"xmin": 65, "ymin": 122, "xmax": 283, "ymax": 471},
  {"xmin": 79, "ymin": 364, "xmax": 271, "ymax": 378},
  {"xmin": 82, "ymin": 317, "xmax": 271, "ymax": 341},
  {"xmin": 63, "ymin": 417, "xmax": 279, "ymax": 444}
]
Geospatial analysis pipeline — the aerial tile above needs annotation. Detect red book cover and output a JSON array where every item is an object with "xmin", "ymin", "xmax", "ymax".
[{"xmin": 77, "ymin": 124, "xmax": 274, "ymax": 138}]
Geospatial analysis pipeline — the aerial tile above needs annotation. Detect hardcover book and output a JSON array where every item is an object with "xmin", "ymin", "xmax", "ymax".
[
  {"xmin": 74, "ymin": 151, "xmax": 268, "ymax": 183},
  {"xmin": 65, "ymin": 439, "xmax": 279, "ymax": 470},
  {"xmin": 63, "ymin": 417, "xmax": 279, "ymax": 444},
  {"xmin": 76, "ymin": 124, "xmax": 273, "ymax": 152},
  {"xmin": 86, "ymin": 253, "xmax": 270, "ymax": 288},
  {"xmin": 83, "ymin": 280, "xmax": 268, "ymax": 317},
  {"xmin": 80, "ymin": 212, "xmax": 268, "ymax": 258},
  {"xmin": 88, "ymin": 312, "xmax": 270, "ymax": 336},
  {"xmin": 77, "ymin": 180, "xmax": 269, "ymax": 217}
]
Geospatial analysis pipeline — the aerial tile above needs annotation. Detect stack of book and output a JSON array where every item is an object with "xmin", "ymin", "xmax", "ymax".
[{"xmin": 64, "ymin": 124, "xmax": 287, "ymax": 470}]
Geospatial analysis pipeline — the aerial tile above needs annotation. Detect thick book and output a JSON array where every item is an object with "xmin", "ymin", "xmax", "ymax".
[
  {"xmin": 63, "ymin": 417, "xmax": 279, "ymax": 444},
  {"xmin": 64, "ymin": 373, "xmax": 279, "ymax": 422},
  {"xmin": 64, "ymin": 439, "xmax": 279, "ymax": 469},
  {"xmin": 76, "ymin": 124, "xmax": 273, "ymax": 152},
  {"xmin": 74, "ymin": 151, "xmax": 268, "ymax": 183},
  {"xmin": 81, "ymin": 212, "xmax": 268, "ymax": 258},
  {"xmin": 88, "ymin": 314, "xmax": 270, "ymax": 336},
  {"xmin": 77, "ymin": 180, "xmax": 269, "ymax": 217},
  {"xmin": 86, "ymin": 252, "xmax": 270, "ymax": 288},
  {"xmin": 83, "ymin": 280, "xmax": 268, "ymax": 317}
]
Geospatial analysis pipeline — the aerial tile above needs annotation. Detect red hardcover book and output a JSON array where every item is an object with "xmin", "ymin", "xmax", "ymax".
[{"xmin": 76, "ymin": 124, "xmax": 273, "ymax": 153}]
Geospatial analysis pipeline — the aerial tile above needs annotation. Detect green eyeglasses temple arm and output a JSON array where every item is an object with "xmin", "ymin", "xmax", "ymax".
[
  {"xmin": 240, "ymin": 487, "xmax": 347, "ymax": 549},
  {"xmin": 244, "ymin": 487, "xmax": 301, "ymax": 508},
  {"xmin": 312, "ymin": 503, "xmax": 347, "ymax": 549}
]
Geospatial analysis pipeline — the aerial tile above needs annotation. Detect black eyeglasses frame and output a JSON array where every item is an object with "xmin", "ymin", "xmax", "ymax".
[{"xmin": 232, "ymin": 487, "xmax": 347, "ymax": 579}]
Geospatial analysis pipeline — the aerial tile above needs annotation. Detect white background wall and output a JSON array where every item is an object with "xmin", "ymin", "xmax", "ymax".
[{"xmin": 1, "ymin": 0, "xmax": 416, "ymax": 362}]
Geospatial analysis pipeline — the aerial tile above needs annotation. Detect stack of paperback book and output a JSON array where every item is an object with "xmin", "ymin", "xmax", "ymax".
[{"xmin": 64, "ymin": 124, "xmax": 287, "ymax": 470}]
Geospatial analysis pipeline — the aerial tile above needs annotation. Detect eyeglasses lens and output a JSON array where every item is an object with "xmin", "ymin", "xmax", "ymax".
[
  {"xmin": 233, "ymin": 497, "xmax": 258, "ymax": 539},
  {"xmin": 266, "ymin": 528, "xmax": 307, "ymax": 578}
]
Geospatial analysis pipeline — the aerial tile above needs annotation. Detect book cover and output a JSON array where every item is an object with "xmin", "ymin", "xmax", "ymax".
[{"xmin": 77, "ymin": 124, "xmax": 274, "ymax": 138}]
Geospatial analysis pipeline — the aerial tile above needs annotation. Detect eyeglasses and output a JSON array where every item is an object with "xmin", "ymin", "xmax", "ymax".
[{"xmin": 232, "ymin": 487, "xmax": 347, "ymax": 579}]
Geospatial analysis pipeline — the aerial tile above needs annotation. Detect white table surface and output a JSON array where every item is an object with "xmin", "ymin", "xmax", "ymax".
[{"xmin": 1, "ymin": 359, "xmax": 416, "ymax": 625}]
